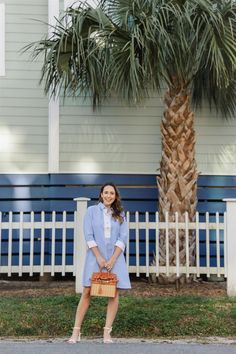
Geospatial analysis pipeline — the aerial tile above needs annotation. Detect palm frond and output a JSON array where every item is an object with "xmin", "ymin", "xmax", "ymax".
[
  {"xmin": 24, "ymin": 2, "xmax": 114, "ymax": 107},
  {"xmin": 190, "ymin": 0, "xmax": 236, "ymax": 116},
  {"xmin": 25, "ymin": 0, "xmax": 236, "ymax": 115}
]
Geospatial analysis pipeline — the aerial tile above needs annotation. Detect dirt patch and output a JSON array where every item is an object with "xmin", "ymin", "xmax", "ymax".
[
  {"xmin": 122, "ymin": 279, "xmax": 227, "ymax": 297},
  {"xmin": 0, "ymin": 279, "xmax": 227, "ymax": 298}
]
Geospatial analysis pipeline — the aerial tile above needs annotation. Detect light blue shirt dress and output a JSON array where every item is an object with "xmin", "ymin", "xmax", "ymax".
[{"xmin": 82, "ymin": 202, "xmax": 131, "ymax": 289}]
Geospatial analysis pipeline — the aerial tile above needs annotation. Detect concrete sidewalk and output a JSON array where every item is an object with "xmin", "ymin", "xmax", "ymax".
[{"xmin": 0, "ymin": 338, "xmax": 236, "ymax": 354}]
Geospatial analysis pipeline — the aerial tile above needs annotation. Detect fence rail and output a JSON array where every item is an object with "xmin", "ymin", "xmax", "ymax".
[
  {"xmin": 0, "ymin": 198, "xmax": 236, "ymax": 296},
  {"xmin": 0, "ymin": 210, "xmax": 76, "ymax": 277},
  {"xmin": 126, "ymin": 211, "xmax": 226, "ymax": 279}
]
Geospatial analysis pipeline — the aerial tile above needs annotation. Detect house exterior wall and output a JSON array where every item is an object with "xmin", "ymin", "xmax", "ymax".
[
  {"xmin": 0, "ymin": 0, "xmax": 48, "ymax": 172},
  {"xmin": 60, "ymin": 96, "xmax": 236, "ymax": 175},
  {"xmin": 0, "ymin": 1, "xmax": 236, "ymax": 175},
  {"xmin": 59, "ymin": 95, "xmax": 163, "ymax": 173}
]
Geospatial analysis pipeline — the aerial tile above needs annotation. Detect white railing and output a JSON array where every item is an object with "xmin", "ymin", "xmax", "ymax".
[
  {"xmin": 125, "ymin": 210, "xmax": 226, "ymax": 279},
  {"xmin": 0, "ymin": 198, "xmax": 236, "ymax": 296},
  {"xmin": 0, "ymin": 210, "xmax": 75, "ymax": 277}
]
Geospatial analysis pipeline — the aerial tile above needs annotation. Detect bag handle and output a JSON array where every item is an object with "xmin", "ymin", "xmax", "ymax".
[{"xmin": 99, "ymin": 267, "xmax": 111, "ymax": 273}]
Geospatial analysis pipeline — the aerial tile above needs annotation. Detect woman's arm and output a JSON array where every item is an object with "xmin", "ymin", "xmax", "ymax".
[
  {"xmin": 83, "ymin": 207, "xmax": 97, "ymax": 245},
  {"xmin": 91, "ymin": 246, "xmax": 106, "ymax": 269},
  {"xmin": 106, "ymin": 216, "xmax": 128, "ymax": 270},
  {"xmin": 114, "ymin": 216, "xmax": 128, "ymax": 253},
  {"xmin": 105, "ymin": 246, "xmax": 122, "ymax": 271},
  {"xmin": 83, "ymin": 207, "xmax": 106, "ymax": 268}
]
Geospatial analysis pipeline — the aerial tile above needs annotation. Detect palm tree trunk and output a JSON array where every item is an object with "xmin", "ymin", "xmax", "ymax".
[{"xmin": 157, "ymin": 83, "xmax": 198, "ymax": 283}]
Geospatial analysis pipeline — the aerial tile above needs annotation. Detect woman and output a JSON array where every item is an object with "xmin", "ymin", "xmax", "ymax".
[{"xmin": 68, "ymin": 182, "xmax": 131, "ymax": 344}]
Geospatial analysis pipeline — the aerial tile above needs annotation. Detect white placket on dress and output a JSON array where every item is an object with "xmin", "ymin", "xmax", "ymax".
[
  {"xmin": 103, "ymin": 206, "xmax": 112, "ymax": 242},
  {"xmin": 86, "ymin": 204, "xmax": 125, "ymax": 252}
]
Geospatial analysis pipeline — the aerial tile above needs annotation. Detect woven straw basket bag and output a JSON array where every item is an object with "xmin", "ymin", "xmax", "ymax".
[{"xmin": 90, "ymin": 271, "xmax": 118, "ymax": 298}]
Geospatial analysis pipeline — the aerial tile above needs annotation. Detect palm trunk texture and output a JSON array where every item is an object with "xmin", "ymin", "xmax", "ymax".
[{"xmin": 157, "ymin": 85, "xmax": 198, "ymax": 284}]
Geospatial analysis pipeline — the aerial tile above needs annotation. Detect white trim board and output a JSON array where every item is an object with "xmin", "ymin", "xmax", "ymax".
[{"xmin": 48, "ymin": 0, "xmax": 60, "ymax": 173}]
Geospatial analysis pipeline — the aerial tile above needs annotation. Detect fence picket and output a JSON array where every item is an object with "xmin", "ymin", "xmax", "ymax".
[
  {"xmin": 40, "ymin": 211, "xmax": 45, "ymax": 276},
  {"xmin": 126, "ymin": 212, "xmax": 130, "ymax": 268},
  {"xmin": 196, "ymin": 212, "xmax": 200, "ymax": 278},
  {"xmin": 175, "ymin": 212, "xmax": 180, "ymax": 277},
  {"xmin": 224, "ymin": 211, "xmax": 227, "ymax": 278},
  {"xmin": 73, "ymin": 210, "xmax": 76, "ymax": 277},
  {"xmin": 62, "ymin": 211, "xmax": 66, "ymax": 276},
  {"xmin": 29, "ymin": 211, "xmax": 34, "ymax": 276},
  {"xmin": 135, "ymin": 211, "xmax": 140, "ymax": 277},
  {"xmin": 51, "ymin": 211, "xmax": 56, "ymax": 276},
  {"xmin": 216, "ymin": 212, "xmax": 221, "ymax": 277},
  {"xmin": 206, "ymin": 212, "xmax": 210, "ymax": 278},
  {"xmin": 19, "ymin": 211, "xmax": 24, "ymax": 276},
  {"xmin": 165, "ymin": 212, "xmax": 169, "ymax": 276},
  {"xmin": 8, "ymin": 212, "xmax": 13, "ymax": 276},
  {"xmin": 185, "ymin": 212, "xmax": 189, "ymax": 278},
  {"xmin": 145, "ymin": 212, "xmax": 149, "ymax": 277},
  {"xmin": 155, "ymin": 212, "xmax": 159, "ymax": 277}
]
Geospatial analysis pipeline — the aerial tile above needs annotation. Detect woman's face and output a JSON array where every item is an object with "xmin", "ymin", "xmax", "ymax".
[{"xmin": 101, "ymin": 185, "xmax": 116, "ymax": 207}]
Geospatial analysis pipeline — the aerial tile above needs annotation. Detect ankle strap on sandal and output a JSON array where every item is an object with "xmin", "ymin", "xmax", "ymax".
[{"xmin": 104, "ymin": 326, "xmax": 112, "ymax": 332}]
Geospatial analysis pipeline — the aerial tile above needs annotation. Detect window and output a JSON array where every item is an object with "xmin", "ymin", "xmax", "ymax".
[{"xmin": 0, "ymin": 3, "xmax": 5, "ymax": 76}]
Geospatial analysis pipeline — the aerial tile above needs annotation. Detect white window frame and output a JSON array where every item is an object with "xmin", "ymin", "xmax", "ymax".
[{"xmin": 0, "ymin": 3, "xmax": 5, "ymax": 76}]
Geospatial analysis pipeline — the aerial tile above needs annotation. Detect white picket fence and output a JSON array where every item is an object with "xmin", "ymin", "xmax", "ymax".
[
  {"xmin": 125, "ymin": 210, "xmax": 226, "ymax": 279},
  {"xmin": 0, "ymin": 210, "xmax": 75, "ymax": 277},
  {"xmin": 0, "ymin": 198, "xmax": 236, "ymax": 296}
]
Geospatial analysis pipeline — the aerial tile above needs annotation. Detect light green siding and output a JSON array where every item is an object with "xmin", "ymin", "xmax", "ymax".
[
  {"xmin": 59, "ymin": 94, "xmax": 236, "ymax": 174},
  {"xmin": 0, "ymin": 0, "xmax": 48, "ymax": 172},
  {"xmin": 59, "ymin": 95, "xmax": 162, "ymax": 173},
  {"xmin": 195, "ymin": 111, "xmax": 236, "ymax": 175}
]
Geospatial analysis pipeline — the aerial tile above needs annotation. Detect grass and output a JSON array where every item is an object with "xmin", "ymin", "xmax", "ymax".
[{"xmin": 0, "ymin": 294, "xmax": 236, "ymax": 338}]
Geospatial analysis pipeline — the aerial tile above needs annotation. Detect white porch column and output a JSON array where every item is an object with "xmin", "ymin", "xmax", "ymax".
[
  {"xmin": 48, "ymin": 0, "xmax": 60, "ymax": 172},
  {"xmin": 223, "ymin": 199, "xmax": 236, "ymax": 296},
  {"xmin": 74, "ymin": 197, "xmax": 90, "ymax": 293}
]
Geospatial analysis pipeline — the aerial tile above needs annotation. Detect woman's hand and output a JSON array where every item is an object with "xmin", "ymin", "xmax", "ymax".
[
  {"xmin": 105, "ymin": 257, "xmax": 116, "ymax": 271},
  {"xmin": 105, "ymin": 246, "xmax": 122, "ymax": 271},
  {"xmin": 91, "ymin": 247, "xmax": 106, "ymax": 269},
  {"xmin": 96, "ymin": 255, "xmax": 106, "ymax": 269}
]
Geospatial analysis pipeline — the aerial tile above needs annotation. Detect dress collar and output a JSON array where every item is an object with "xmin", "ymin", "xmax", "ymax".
[
  {"xmin": 98, "ymin": 202, "xmax": 112, "ymax": 213},
  {"xmin": 98, "ymin": 202, "xmax": 105, "ymax": 210}
]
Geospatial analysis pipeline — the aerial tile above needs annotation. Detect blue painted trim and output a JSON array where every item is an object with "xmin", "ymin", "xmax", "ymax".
[
  {"xmin": 0, "ymin": 173, "xmax": 236, "ymax": 186},
  {"xmin": 0, "ymin": 187, "xmax": 158, "ymax": 200},
  {"xmin": 0, "ymin": 173, "xmax": 233, "ymax": 270},
  {"xmin": 0, "ymin": 174, "xmax": 234, "ymax": 213}
]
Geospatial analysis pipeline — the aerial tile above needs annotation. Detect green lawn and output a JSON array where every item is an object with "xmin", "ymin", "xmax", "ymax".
[{"xmin": 0, "ymin": 294, "xmax": 235, "ymax": 338}]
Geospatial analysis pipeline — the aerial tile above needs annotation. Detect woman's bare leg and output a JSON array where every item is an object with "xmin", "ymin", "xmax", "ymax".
[
  {"xmin": 68, "ymin": 287, "xmax": 91, "ymax": 342},
  {"xmin": 103, "ymin": 290, "xmax": 119, "ymax": 342}
]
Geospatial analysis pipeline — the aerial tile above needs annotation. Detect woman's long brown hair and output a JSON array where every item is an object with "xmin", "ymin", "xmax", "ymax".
[{"xmin": 98, "ymin": 182, "xmax": 124, "ymax": 223}]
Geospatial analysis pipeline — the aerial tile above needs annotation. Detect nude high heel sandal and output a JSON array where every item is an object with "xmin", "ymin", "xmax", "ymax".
[
  {"xmin": 67, "ymin": 327, "xmax": 81, "ymax": 344},
  {"xmin": 103, "ymin": 326, "xmax": 113, "ymax": 343}
]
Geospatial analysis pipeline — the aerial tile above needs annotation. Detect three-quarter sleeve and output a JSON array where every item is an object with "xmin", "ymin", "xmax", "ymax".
[
  {"xmin": 83, "ymin": 207, "xmax": 97, "ymax": 248},
  {"xmin": 87, "ymin": 240, "xmax": 97, "ymax": 248},
  {"xmin": 115, "ymin": 215, "xmax": 128, "ymax": 252}
]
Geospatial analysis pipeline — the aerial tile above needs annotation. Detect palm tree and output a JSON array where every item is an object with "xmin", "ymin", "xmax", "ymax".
[{"xmin": 26, "ymin": 0, "xmax": 236, "ymax": 281}]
